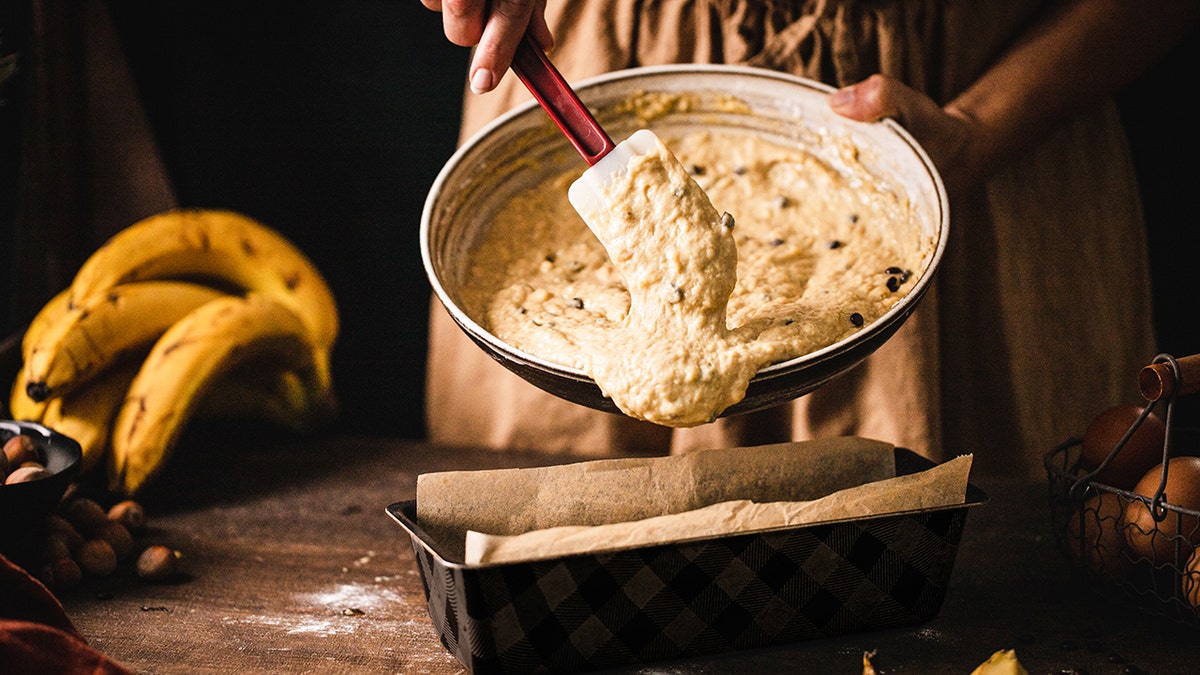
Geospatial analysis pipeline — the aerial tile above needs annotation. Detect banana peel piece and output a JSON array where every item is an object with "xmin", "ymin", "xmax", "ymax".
[{"xmin": 970, "ymin": 650, "xmax": 1028, "ymax": 675}]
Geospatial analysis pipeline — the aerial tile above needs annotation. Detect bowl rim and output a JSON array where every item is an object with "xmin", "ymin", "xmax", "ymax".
[{"xmin": 420, "ymin": 63, "xmax": 949, "ymax": 389}]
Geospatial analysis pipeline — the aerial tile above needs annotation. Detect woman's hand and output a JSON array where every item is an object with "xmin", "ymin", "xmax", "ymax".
[
  {"xmin": 830, "ymin": 3, "xmax": 1200, "ymax": 198},
  {"xmin": 830, "ymin": 75, "xmax": 982, "ymax": 197},
  {"xmin": 420, "ymin": 0, "xmax": 553, "ymax": 94}
]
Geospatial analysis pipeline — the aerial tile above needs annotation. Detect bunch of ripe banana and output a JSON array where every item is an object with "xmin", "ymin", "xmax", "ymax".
[{"xmin": 8, "ymin": 208, "xmax": 339, "ymax": 495}]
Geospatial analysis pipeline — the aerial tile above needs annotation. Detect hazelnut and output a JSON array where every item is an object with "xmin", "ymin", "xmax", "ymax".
[
  {"xmin": 107, "ymin": 500, "xmax": 146, "ymax": 532},
  {"xmin": 77, "ymin": 539, "xmax": 118, "ymax": 577},
  {"xmin": 136, "ymin": 545, "xmax": 180, "ymax": 582},
  {"xmin": 46, "ymin": 515, "xmax": 83, "ymax": 552},
  {"xmin": 96, "ymin": 520, "xmax": 134, "ymax": 559},
  {"xmin": 4, "ymin": 464, "xmax": 50, "ymax": 484},
  {"xmin": 40, "ymin": 534, "xmax": 73, "ymax": 562},
  {"xmin": 64, "ymin": 498, "xmax": 109, "ymax": 536},
  {"xmin": 2, "ymin": 435, "xmax": 39, "ymax": 467},
  {"xmin": 50, "ymin": 557, "xmax": 83, "ymax": 590}
]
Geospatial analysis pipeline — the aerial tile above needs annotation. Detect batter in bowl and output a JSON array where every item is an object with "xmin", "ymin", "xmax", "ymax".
[{"xmin": 460, "ymin": 129, "xmax": 931, "ymax": 426}]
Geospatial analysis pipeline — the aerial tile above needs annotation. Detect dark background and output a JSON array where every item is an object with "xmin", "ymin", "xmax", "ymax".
[
  {"xmin": 1, "ymin": 2, "xmax": 1197, "ymax": 438},
  {"xmin": 108, "ymin": 1, "xmax": 466, "ymax": 438},
  {"xmin": 1116, "ymin": 26, "xmax": 1200, "ymax": 429}
]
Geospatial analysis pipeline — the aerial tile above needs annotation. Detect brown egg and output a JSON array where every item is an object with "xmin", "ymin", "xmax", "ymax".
[
  {"xmin": 1080, "ymin": 404, "xmax": 1167, "ymax": 490},
  {"xmin": 1185, "ymin": 547, "xmax": 1200, "ymax": 610},
  {"xmin": 1123, "ymin": 456, "xmax": 1200, "ymax": 564},
  {"xmin": 1066, "ymin": 491, "xmax": 1129, "ymax": 580}
]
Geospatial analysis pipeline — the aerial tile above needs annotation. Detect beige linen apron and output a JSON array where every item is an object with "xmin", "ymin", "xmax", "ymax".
[{"xmin": 426, "ymin": 0, "xmax": 1157, "ymax": 479}]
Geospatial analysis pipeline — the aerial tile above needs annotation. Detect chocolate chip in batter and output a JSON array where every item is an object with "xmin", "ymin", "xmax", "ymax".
[
  {"xmin": 848, "ymin": 213, "xmax": 860, "ymax": 224},
  {"xmin": 569, "ymin": 297, "xmax": 584, "ymax": 309},
  {"xmin": 849, "ymin": 312, "xmax": 864, "ymax": 327},
  {"xmin": 774, "ymin": 195, "xmax": 792, "ymax": 209},
  {"xmin": 720, "ymin": 212, "xmax": 735, "ymax": 230},
  {"xmin": 828, "ymin": 240, "xmax": 844, "ymax": 249},
  {"xmin": 769, "ymin": 237, "xmax": 786, "ymax": 247},
  {"xmin": 689, "ymin": 164, "xmax": 706, "ymax": 176}
]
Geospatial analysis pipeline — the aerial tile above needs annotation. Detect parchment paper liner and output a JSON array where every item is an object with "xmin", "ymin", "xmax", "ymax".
[{"xmin": 416, "ymin": 437, "xmax": 972, "ymax": 564}]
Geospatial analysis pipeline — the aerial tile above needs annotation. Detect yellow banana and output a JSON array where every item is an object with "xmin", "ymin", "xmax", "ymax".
[
  {"xmin": 40, "ymin": 362, "xmax": 140, "ymax": 473},
  {"xmin": 108, "ymin": 293, "xmax": 329, "ymax": 494},
  {"xmin": 194, "ymin": 366, "xmax": 337, "ymax": 434},
  {"xmin": 22, "ymin": 280, "xmax": 227, "ymax": 402},
  {"xmin": 68, "ymin": 208, "xmax": 338, "ymax": 356},
  {"xmin": 22, "ymin": 287, "xmax": 71, "ymax": 359},
  {"xmin": 8, "ymin": 368, "xmax": 46, "ymax": 422}
]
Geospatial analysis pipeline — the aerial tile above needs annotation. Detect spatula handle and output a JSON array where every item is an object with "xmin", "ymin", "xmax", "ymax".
[{"xmin": 511, "ymin": 34, "xmax": 616, "ymax": 166}]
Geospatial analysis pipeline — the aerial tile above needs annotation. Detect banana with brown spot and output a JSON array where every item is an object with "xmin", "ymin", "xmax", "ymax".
[
  {"xmin": 40, "ymin": 362, "xmax": 141, "ymax": 472},
  {"xmin": 8, "ymin": 368, "xmax": 46, "ymax": 423},
  {"xmin": 23, "ymin": 280, "xmax": 227, "ymax": 402},
  {"xmin": 194, "ymin": 365, "xmax": 337, "ymax": 434},
  {"xmin": 68, "ymin": 208, "xmax": 338, "ymax": 366},
  {"xmin": 108, "ymin": 293, "xmax": 331, "ymax": 494},
  {"xmin": 21, "ymin": 288, "xmax": 71, "ymax": 359}
]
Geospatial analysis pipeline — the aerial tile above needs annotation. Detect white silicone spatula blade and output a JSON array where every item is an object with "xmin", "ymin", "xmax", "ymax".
[{"xmin": 566, "ymin": 129, "xmax": 662, "ymax": 219}]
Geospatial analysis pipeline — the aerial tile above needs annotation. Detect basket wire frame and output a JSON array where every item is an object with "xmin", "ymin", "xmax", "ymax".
[{"xmin": 1045, "ymin": 353, "xmax": 1200, "ymax": 626}]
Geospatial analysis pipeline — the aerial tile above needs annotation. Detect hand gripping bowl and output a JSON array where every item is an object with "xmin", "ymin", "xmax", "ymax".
[{"xmin": 422, "ymin": 65, "xmax": 949, "ymax": 418}]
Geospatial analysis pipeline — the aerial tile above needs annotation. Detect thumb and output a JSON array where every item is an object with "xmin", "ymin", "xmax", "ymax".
[
  {"xmin": 829, "ymin": 74, "xmax": 905, "ymax": 122},
  {"xmin": 830, "ymin": 74, "xmax": 947, "ymax": 133},
  {"xmin": 830, "ymin": 75, "xmax": 890, "ymax": 122}
]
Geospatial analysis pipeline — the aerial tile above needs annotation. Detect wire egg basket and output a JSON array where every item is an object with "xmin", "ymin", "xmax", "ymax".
[{"xmin": 1046, "ymin": 353, "xmax": 1200, "ymax": 625}]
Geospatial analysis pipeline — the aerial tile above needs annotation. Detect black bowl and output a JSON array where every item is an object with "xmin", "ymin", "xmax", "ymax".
[{"xmin": 1, "ymin": 420, "xmax": 83, "ymax": 571}]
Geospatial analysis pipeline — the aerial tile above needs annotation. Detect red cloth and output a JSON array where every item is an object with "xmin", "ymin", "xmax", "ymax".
[{"xmin": 1, "ymin": 553, "xmax": 131, "ymax": 675}]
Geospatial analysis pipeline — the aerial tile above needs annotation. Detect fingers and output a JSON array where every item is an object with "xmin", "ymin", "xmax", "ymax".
[
  {"xmin": 439, "ymin": 0, "xmax": 488, "ymax": 47},
  {"xmin": 830, "ymin": 74, "xmax": 948, "ymax": 136},
  {"xmin": 830, "ymin": 74, "xmax": 978, "ymax": 195},
  {"xmin": 829, "ymin": 74, "xmax": 899, "ymax": 122},
  {"xmin": 526, "ymin": 3, "xmax": 554, "ymax": 53},
  {"xmin": 469, "ymin": 0, "xmax": 550, "ymax": 94},
  {"xmin": 426, "ymin": 0, "xmax": 549, "ymax": 94}
]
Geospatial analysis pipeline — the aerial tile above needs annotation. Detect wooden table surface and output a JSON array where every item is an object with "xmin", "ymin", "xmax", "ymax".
[{"xmin": 56, "ymin": 428, "xmax": 1200, "ymax": 675}]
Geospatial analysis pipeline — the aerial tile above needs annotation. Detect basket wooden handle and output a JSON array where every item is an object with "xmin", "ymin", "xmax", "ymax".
[{"xmin": 1139, "ymin": 354, "xmax": 1200, "ymax": 401}]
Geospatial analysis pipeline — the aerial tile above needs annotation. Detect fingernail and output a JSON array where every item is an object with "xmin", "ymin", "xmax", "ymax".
[
  {"xmin": 829, "ymin": 86, "xmax": 856, "ymax": 108},
  {"xmin": 470, "ymin": 68, "xmax": 495, "ymax": 94}
]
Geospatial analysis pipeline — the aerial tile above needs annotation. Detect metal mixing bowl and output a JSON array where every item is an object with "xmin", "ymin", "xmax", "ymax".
[{"xmin": 422, "ymin": 65, "xmax": 948, "ymax": 418}]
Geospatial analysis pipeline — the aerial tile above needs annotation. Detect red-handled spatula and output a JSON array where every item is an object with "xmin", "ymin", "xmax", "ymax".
[
  {"xmin": 510, "ymin": 34, "xmax": 616, "ymax": 165},
  {"xmin": 510, "ymin": 34, "xmax": 664, "ymax": 216}
]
